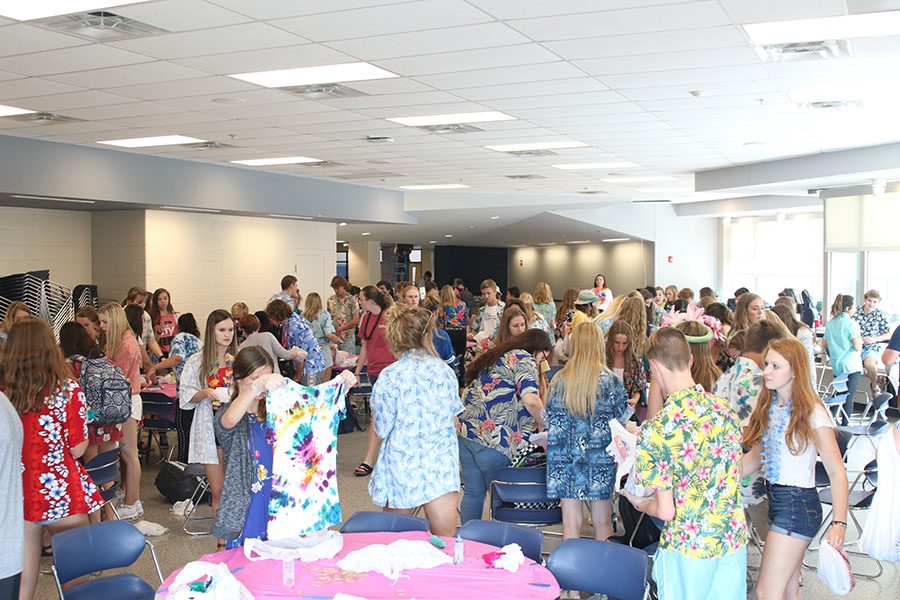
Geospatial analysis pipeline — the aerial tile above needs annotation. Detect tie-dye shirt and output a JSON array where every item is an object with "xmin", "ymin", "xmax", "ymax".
[{"xmin": 265, "ymin": 378, "xmax": 348, "ymax": 539}]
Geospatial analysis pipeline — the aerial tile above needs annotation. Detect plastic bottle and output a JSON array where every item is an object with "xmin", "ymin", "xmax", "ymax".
[{"xmin": 453, "ymin": 534, "xmax": 464, "ymax": 565}]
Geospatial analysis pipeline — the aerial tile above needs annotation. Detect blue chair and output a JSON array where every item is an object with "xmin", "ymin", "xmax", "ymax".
[
  {"xmin": 547, "ymin": 365, "xmax": 563, "ymax": 380},
  {"xmin": 51, "ymin": 520, "xmax": 163, "ymax": 600},
  {"xmin": 340, "ymin": 511, "xmax": 429, "ymax": 533},
  {"xmin": 547, "ymin": 539, "xmax": 650, "ymax": 600},
  {"xmin": 456, "ymin": 519, "xmax": 543, "ymax": 563},
  {"xmin": 140, "ymin": 389, "xmax": 177, "ymax": 464},
  {"xmin": 489, "ymin": 467, "xmax": 562, "ymax": 528},
  {"xmin": 83, "ymin": 448, "xmax": 121, "ymax": 519}
]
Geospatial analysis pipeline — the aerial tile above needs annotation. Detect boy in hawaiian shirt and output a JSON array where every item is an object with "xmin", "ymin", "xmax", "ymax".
[{"xmin": 622, "ymin": 328, "xmax": 748, "ymax": 600}]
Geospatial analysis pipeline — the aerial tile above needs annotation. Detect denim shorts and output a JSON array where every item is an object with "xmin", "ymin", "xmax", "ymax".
[{"xmin": 766, "ymin": 483, "xmax": 822, "ymax": 541}]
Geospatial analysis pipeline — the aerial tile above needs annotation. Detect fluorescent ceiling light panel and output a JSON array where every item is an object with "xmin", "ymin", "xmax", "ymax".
[
  {"xmin": 387, "ymin": 112, "xmax": 515, "ymax": 127},
  {"xmin": 743, "ymin": 11, "xmax": 900, "ymax": 45},
  {"xmin": 0, "ymin": 103, "xmax": 35, "ymax": 117},
  {"xmin": 269, "ymin": 214, "xmax": 313, "ymax": 219},
  {"xmin": 567, "ymin": 240, "xmax": 590, "ymax": 244},
  {"xmin": 399, "ymin": 184, "xmax": 469, "ymax": 190},
  {"xmin": 230, "ymin": 62, "xmax": 397, "ymax": 88},
  {"xmin": 361, "ymin": 232, "xmax": 371, "ymax": 236},
  {"xmin": 98, "ymin": 135, "xmax": 205, "ymax": 148},
  {"xmin": 231, "ymin": 156, "xmax": 322, "ymax": 166},
  {"xmin": 485, "ymin": 141, "xmax": 589, "ymax": 152},
  {"xmin": 603, "ymin": 238, "xmax": 629, "ymax": 242},
  {"xmin": 0, "ymin": 1, "xmax": 149, "ymax": 20},
  {"xmin": 11, "ymin": 194, "xmax": 94, "ymax": 204},
  {"xmin": 161, "ymin": 206, "xmax": 220, "ymax": 213},
  {"xmin": 601, "ymin": 176, "xmax": 676, "ymax": 183},
  {"xmin": 552, "ymin": 162, "xmax": 639, "ymax": 170},
  {"xmin": 338, "ymin": 222, "xmax": 347, "ymax": 226}
]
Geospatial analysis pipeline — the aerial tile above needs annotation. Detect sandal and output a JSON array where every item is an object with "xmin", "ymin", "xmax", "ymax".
[
  {"xmin": 216, "ymin": 542, "xmax": 226, "ymax": 551},
  {"xmin": 354, "ymin": 462, "xmax": 373, "ymax": 477},
  {"xmin": 41, "ymin": 545, "xmax": 53, "ymax": 558}
]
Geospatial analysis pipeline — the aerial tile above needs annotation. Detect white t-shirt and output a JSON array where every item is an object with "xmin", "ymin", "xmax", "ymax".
[
  {"xmin": 612, "ymin": 367, "xmax": 625, "ymax": 383},
  {"xmin": 764, "ymin": 401, "xmax": 835, "ymax": 488},
  {"xmin": 481, "ymin": 304, "xmax": 500, "ymax": 337},
  {"xmin": 0, "ymin": 392, "xmax": 24, "ymax": 578}
]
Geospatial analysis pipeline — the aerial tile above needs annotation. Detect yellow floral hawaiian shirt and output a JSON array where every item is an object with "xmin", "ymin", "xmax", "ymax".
[{"xmin": 634, "ymin": 385, "xmax": 748, "ymax": 559}]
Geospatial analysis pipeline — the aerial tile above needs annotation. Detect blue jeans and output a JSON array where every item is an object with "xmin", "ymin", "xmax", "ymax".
[
  {"xmin": 839, "ymin": 371, "xmax": 862, "ymax": 425},
  {"xmin": 458, "ymin": 436, "xmax": 510, "ymax": 524}
]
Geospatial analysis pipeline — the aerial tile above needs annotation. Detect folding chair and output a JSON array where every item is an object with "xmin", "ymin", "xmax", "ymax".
[
  {"xmin": 182, "ymin": 463, "xmax": 213, "ymax": 536},
  {"xmin": 83, "ymin": 448, "xmax": 122, "ymax": 519},
  {"xmin": 860, "ymin": 392, "xmax": 893, "ymax": 423},
  {"xmin": 140, "ymin": 389, "xmax": 176, "ymax": 464},
  {"xmin": 339, "ymin": 511, "xmax": 429, "ymax": 533},
  {"xmin": 489, "ymin": 466, "xmax": 562, "ymax": 529},
  {"xmin": 51, "ymin": 520, "xmax": 163, "ymax": 600},
  {"xmin": 547, "ymin": 539, "xmax": 650, "ymax": 600},
  {"xmin": 348, "ymin": 367, "xmax": 374, "ymax": 423},
  {"xmin": 822, "ymin": 372, "xmax": 869, "ymax": 425},
  {"xmin": 456, "ymin": 519, "xmax": 543, "ymax": 563}
]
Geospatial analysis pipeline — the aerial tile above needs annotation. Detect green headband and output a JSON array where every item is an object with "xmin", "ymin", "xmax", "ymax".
[{"xmin": 673, "ymin": 320, "xmax": 714, "ymax": 344}]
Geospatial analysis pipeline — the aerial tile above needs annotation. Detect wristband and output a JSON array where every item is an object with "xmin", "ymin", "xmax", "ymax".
[{"xmin": 830, "ymin": 520, "xmax": 847, "ymax": 528}]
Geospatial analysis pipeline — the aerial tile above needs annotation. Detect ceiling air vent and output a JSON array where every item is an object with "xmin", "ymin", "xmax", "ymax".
[
  {"xmin": 335, "ymin": 171, "xmax": 405, "ymax": 180},
  {"xmin": 506, "ymin": 174, "xmax": 545, "ymax": 180},
  {"xmin": 365, "ymin": 136, "xmax": 394, "ymax": 143},
  {"xmin": 280, "ymin": 84, "xmax": 368, "ymax": 99},
  {"xmin": 4, "ymin": 112, "xmax": 84, "ymax": 124},
  {"xmin": 758, "ymin": 39, "xmax": 850, "ymax": 61},
  {"xmin": 509, "ymin": 149, "xmax": 559, "ymax": 157},
  {"xmin": 184, "ymin": 141, "xmax": 236, "ymax": 149},
  {"xmin": 418, "ymin": 123, "xmax": 485, "ymax": 134},
  {"xmin": 579, "ymin": 190, "xmax": 607, "ymax": 195},
  {"xmin": 298, "ymin": 161, "xmax": 343, "ymax": 168},
  {"xmin": 802, "ymin": 100, "xmax": 862, "ymax": 111},
  {"xmin": 631, "ymin": 198, "xmax": 671, "ymax": 203},
  {"xmin": 34, "ymin": 11, "xmax": 168, "ymax": 41}
]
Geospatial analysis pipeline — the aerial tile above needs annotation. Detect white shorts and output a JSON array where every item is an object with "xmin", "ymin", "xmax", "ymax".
[{"xmin": 131, "ymin": 393, "xmax": 143, "ymax": 421}]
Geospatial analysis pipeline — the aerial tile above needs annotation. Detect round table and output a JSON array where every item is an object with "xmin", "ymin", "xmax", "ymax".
[{"xmin": 157, "ymin": 530, "xmax": 559, "ymax": 599}]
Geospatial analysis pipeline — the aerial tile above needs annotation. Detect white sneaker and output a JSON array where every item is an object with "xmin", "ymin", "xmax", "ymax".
[
  {"xmin": 118, "ymin": 500, "xmax": 144, "ymax": 521},
  {"xmin": 114, "ymin": 489, "xmax": 126, "ymax": 504}
]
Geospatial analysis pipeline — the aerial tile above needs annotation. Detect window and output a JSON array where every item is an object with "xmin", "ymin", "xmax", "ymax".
[{"xmin": 336, "ymin": 244, "xmax": 348, "ymax": 278}]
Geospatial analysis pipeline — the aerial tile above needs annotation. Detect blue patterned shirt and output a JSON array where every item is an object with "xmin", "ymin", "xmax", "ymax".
[
  {"xmin": 169, "ymin": 332, "xmax": 202, "ymax": 379},
  {"xmin": 282, "ymin": 312, "xmax": 325, "ymax": 376}
]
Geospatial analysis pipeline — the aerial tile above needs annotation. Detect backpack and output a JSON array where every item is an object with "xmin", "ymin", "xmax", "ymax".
[
  {"xmin": 72, "ymin": 354, "xmax": 132, "ymax": 426},
  {"xmin": 155, "ymin": 460, "xmax": 209, "ymax": 504}
]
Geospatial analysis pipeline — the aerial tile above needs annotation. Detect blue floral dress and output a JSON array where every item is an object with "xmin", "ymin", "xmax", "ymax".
[
  {"xmin": 546, "ymin": 371, "xmax": 628, "ymax": 500},
  {"xmin": 369, "ymin": 350, "xmax": 463, "ymax": 508},
  {"xmin": 225, "ymin": 415, "xmax": 273, "ymax": 549}
]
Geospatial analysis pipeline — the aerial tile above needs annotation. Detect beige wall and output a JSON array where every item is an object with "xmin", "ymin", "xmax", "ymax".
[
  {"xmin": 348, "ymin": 240, "xmax": 381, "ymax": 287},
  {"xmin": 0, "ymin": 207, "xmax": 92, "ymax": 290},
  {"xmin": 143, "ymin": 210, "xmax": 335, "ymax": 318},
  {"xmin": 91, "ymin": 211, "xmax": 147, "ymax": 303},
  {"xmin": 508, "ymin": 241, "xmax": 655, "ymax": 299}
]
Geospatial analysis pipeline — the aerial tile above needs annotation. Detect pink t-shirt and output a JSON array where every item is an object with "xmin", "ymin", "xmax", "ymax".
[
  {"xmin": 112, "ymin": 332, "xmax": 142, "ymax": 394},
  {"xmin": 360, "ymin": 311, "xmax": 395, "ymax": 377}
]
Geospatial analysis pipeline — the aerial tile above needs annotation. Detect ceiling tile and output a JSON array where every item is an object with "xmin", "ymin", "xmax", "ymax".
[
  {"xmin": 100, "ymin": 110, "xmax": 223, "ymax": 129},
  {"xmin": 173, "ymin": 44, "xmax": 355, "ymax": 75},
  {"xmin": 327, "ymin": 23, "xmax": 530, "ymax": 60},
  {"xmin": 63, "ymin": 101, "xmax": 184, "ymax": 121},
  {"xmin": 0, "ymin": 44, "xmax": 152, "ymax": 77},
  {"xmin": 0, "ymin": 24, "xmax": 90, "ymax": 56},
  {"xmin": 355, "ymin": 101, "xmax": 488, "ymax": 118},
  {"xmin": 453, "ymin": 78, "xmax": 608, "ymax": 101},
  {"xmin": 717, "ymin": 0, "xmax": 845, "ymax": 24},
  {"xmin": 544, "ymin": 26, "xmax": 746, "ymax": 60},
  {"xmin": 109, "ymin": 23, "xmax": 307, "ymax": 60},
  {"xmin": 507, "ymin": 1, "xmax": 730, "ymax": 41},
  {"xmin": 315, "ymin": 90, "xmax": 464, "ymax": 109},
  {"xmin": 345, "ymin": 78, "xmax": 435, "ymax": 94},
  {"xmin": 272, "ymin": 0, "xmax": 492, "ymax": 41},
  {"xmin": 538, "ymin": 112, "xmax": 659, "ymax": 127},
  {"xmin": 7, "ymin": 90, "xmax": 137, "ymax": 111},
  {"xmin": 45, "ymin": 60, "xmax": 208, "ymax": 88},
  {"xmin": 413, "ymin": 62, "xmax": 587, "ymax": 90},
  {"xmin": 640, "ymin": 91, "xmax": 789, "ymax": 111},
  {"xmin": 576, "ymin": 47, "xmax": 759, "ymax": 77},
  {"xmin": 200, "ymin": 99, "xmax": 339, "ymax": 119},
  {"xmin": 208, "ymin": 0, "xmax": 413, "ymax": 20},
  {"xmin": 508, "ymin": 102, "xmax": 646, "ymax": 119},
  {"xmin": 483, "ymin": 90, "xmax": 629, "ymax": 110},
  {"xmin": 617, "ymin": 79, "xmax": 780, "ymax": 101},
  {"xmin": 115, "ymin": 0, "xmax": 251, "ymax": 31},
  {"xmin": 601, "ymin": 64, "xmax": 770, "ymax": 89},
  {"xmin": 109, "ymin": 76, "xmax": 257, "ymax": 101},
  {"xmin": 468, "ymin": 0, "xmax": 692, "ymax": 20},
  {"xmin": 0, "ymin": 77, "xmax": 84, "ymax": 101},
  {"xmin": 373, "ymin": 43, "xmax": 559, "ymax": 76}
]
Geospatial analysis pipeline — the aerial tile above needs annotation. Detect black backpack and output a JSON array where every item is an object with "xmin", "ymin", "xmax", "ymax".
[
  {"xmin": 72, "ymin": 355, "xmax": 132, "ymax": 425},
  {"xmin": 155, "ymin": 461, "xmax": 209, "ymax": 503}
]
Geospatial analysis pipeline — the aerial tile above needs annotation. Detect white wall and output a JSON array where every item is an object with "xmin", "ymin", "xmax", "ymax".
[
  {"xmin": 92, "ymin": 211, "xmax": 146, "ymax": 303},
  {"xmin": 348, "ymin": 240, "xmax": 381, "ymax": 287},
  {"xmin": 144, "ymin": 211, "xmax": 336, "ymax": 318},
  {"xmin": 0, "ymin": 207, "xmax": 92, "ymax": 288},
  {"xmin": 653, "ymin": 205, "xmax": 719, "ymax": 291}
]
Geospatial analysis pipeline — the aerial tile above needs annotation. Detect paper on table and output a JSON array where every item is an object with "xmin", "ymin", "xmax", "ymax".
[{"xmin": 605, "ymin": 420, "xmax": 647, "ymax": 496}]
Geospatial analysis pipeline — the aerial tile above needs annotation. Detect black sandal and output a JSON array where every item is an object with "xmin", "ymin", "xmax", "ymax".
[
  {"xmin": 41, "ymin": 545, "xmax": 53, "ymax": 558},
  {"xmin": 354, "ymin": 462, "xmax": 373, "ymax": 477}
]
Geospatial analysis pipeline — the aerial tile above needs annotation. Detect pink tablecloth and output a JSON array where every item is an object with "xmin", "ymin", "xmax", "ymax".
[{"xmin": 157, "ymin": 530, "xmax": 559, "ymax": 599}]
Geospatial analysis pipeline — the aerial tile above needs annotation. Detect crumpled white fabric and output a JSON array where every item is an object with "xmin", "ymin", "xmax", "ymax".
[
  {"xmin": 336, "ymin": 539, "xmax": 452, "ymax": 581},
  {"xmin": 133, "ymin": 520, "xmax": 167, "ymax": 536},
  {"xmin": 335, "ymin": 351, "xmax": 357, "ymax": 368},
  {"xmin": 859, "ymin": 424, "xmax": 900, "ymax": 561},
  {"xmin": 818, "ymin": 541, "xmax": 855, "ymax": 595},
  {"xmin": 606, "ymin": 419, "xmax": 645, "ymax": 495},
  {"xmin": 172, "ymin": 499, "xmax": 194, "ymax": 517},
  {"xmin": 168, "ymin": 561, "xmax": 254, "ymax": 600},
  {"xmin": 244, "ymin": 531, "xmax": 344, "ymax": 563},
  {"xmin": 491, "ymin": 543, "xmax": 525, "ymax": 573}
]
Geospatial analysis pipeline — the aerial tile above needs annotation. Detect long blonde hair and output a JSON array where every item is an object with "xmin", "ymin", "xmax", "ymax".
[
  {"xmin": 1, "ymin": 301, "xmax": 32, "ymax": 333},
  {"xmin": 612, "ymin": 297, "xmax": 647, "ymax": 356},
  {"xmin": 558, "ymin": 322, "xmax": 609, "ymax": 418},
  {"xmin": 439, "ymin": 285, "xmax": 457, "ymax": 307},
  {"xmin": 605, "ymin": 320, "xmax": 639, "ymax": 381},
  {"xmin": 303, "ymin": 292, "xmax": 323, "ymax": 321},
  {"xmin": 734, "ymin": 292, "xmax": 763, "ymax": 331},
  {"xmin": 495, "ymin": 307, "xmax": 526, "ymax": 346},
  {"xmin": 518, "ymin": 292, "xmax": 541, "ymax": 324},
  {"xmin": 555, "ymin": 288, "xmax": 579, "ymax": 325},
  {"xmin": 534, "ymin": 282, "xmax": 553, "ymax": 304},
  {"xmin": 681, "ymin": 320, "xmax": 722, "ymax": 391},
  {"xmin": 744, "ymin": 338, "xmax": 821, "ymax": 453},
  {"xmin": 596, "ymin": 295, "xmax": 628, "ymax": 325},
  {"xmin": 99, "ymin": 302, "xmax": 130, "ymax": 358}
]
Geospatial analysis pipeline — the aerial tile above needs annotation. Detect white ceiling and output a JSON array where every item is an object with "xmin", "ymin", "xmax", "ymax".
[{"xmin": 1, "ymin": 0, "xmax": 900, "ymax": 243}]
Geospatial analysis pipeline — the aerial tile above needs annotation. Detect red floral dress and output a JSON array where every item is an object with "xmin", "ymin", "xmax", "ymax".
[
  {"xmin": 207, "ymin": 354, "xmax": 234, "ymax": 409},
  {"xmin": 19, "ymin": 380, "xmax": 104, "ymax": 522}
]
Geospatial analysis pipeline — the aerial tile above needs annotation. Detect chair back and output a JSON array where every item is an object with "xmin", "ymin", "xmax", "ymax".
[
  {"xmin": 457, "ymin": 519, "xmax": 543, "ymax": 562},
  {"xmin": 491, "ymin": 467, "xmax": 562, "ymax": 526},
  {"xmin": 83, "ymin": 448, "xmax": 121, "ymax": 505},
  {"xmin": 339, "ymin": 511, "xmax": 429, "ymax": 533},
  {"xmin": 827, "ymin": 373, "xmax": 849, "ymax": 394},
  {"xmin": 52, "ymin": 521, "xmax": 148, "ymax": 584},
  {"xmin": 141, "ymin": 391, "xmax": 176, "ymax": 427},
  {"xmin": 547, "ymin": 539, "xmax": 649, "ymax": 600},
  {"xmin": 835, "ymin": 428, "xmax": 852, "ymax": 457}
]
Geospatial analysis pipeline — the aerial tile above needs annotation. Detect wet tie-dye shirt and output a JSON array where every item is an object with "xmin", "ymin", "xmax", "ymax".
[{"xmin": 265, "ymin": 378, "xmax": 348, "ymax": 539}]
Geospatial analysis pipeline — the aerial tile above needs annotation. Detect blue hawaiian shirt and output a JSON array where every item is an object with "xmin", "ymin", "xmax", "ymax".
[
  {"xmin": 169, "ymin": 332, "xmax": 202, "ymax": 379},
  {"xmin": 282, "ymin": 312, "xmax": 325, "ymax": 376}
]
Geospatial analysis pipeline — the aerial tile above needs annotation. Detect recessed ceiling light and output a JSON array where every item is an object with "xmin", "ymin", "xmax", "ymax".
[
  {"xmin": 399, "ymin": 184, "xmax": 469, "ymax": 190},
  {"xmin": 444, "ymin": 234, "xmax": 453, "ymax": 238},
  {"xmin": 98, "ymin": 135, "xmax": 205, "ymax": 148},
  {"xmin": 743, "ymin": 11, "xmax": 900, "ymax": 45},
  {"xmin": 552, "ymin": 162, "xmax": 639, "ymax": 170},
  {"xmin": 268, "ymin": 214, "xmax": 313, "ymax": 220},
  {"xmin": 338, "ymin": 222, "xmax": 347, "ymax": 227},
  {"xmin": 601, "ymin": 176, "xmax": 676, "ymax": 183},
  {"xmin": 637, "ymin": 187, "xmax": 693, "ymax": 193},
  {"xmin": 428, "ymin": 240, "xmax": 437, "ymax": 244},
  {"xmin": 603, "ymin": 238, "xmax": 629, "ymax": 242},
  {"xmin": 538, "ymin": 242, "xmax": 555, "ymax": 246},
  {"xmin": 0, "ymin": 103, "xmax": 35, "ymax": 117},
  {"xmin": 161, "ymin": 206, "xmax": 220, "ymax": 213},
  {"xmin": 361, "ymin": 232, "xmax": 371, "ymax": 236},
  {"xmin": 231, "ymin": 156, "xmax": 322, "ymax": 166},
  {"xmin": 490, "ymin": 215, "xmax": 500, "ymax": 220},
  {"xmin": 11, "ymin": 194, "xmax": 94, "ymax": 204},
  {"xmin": 0, "ymin": 1, "xmax": 149, "ymax": 20},
  {"xmin": 567, "ymin": 240, "xmax": 590, "ymax": 244},
  {"xmin": 485, "ymin": 141, "xmax": 589, "ymax": 152},
  {"xmin": 229, "ymin": 62, "xmax": 398, "ymax": 88},
  {"xmin": 387, "ymin": 111, "xmax": 515, "ymax": 127}
]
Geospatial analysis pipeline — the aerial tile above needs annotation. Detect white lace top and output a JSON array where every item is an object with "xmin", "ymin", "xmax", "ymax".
[{"xmin": 762, "ymin": 397, "xmax": 834, "ymax": 488}]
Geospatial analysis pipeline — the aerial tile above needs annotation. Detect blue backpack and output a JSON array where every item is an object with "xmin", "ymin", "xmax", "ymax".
[{"xmin": 72, "ymin": 355, "xmax": 132, "ymax": 425}]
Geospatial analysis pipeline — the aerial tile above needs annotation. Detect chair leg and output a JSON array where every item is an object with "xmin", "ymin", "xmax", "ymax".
[{"xmin": 183, "ymin": 478, "xmax": 213, "ymax": 536}]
